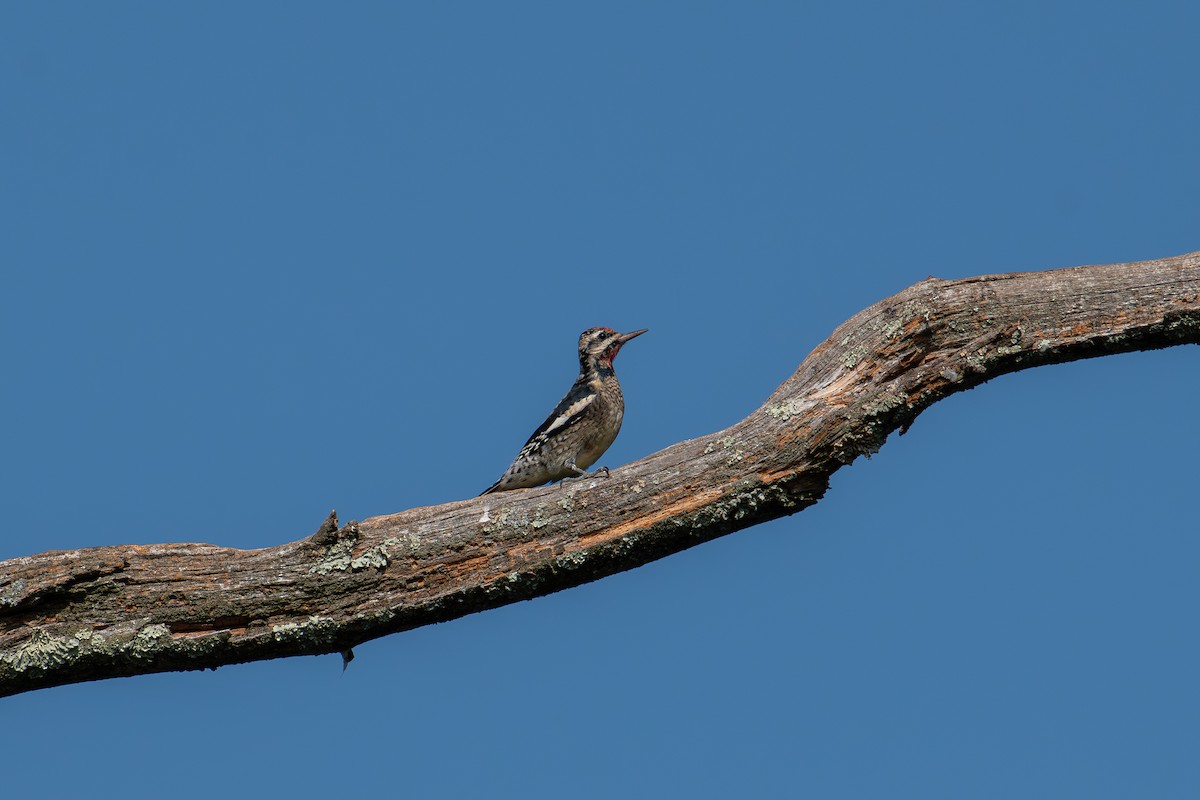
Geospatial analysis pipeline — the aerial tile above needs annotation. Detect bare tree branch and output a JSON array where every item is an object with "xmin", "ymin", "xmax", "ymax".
[{"xmin": 3, "ymin": 250, "xmax": 1198, "ymax": 697}]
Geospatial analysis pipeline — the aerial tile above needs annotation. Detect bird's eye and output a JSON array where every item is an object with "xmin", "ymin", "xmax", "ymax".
[{"xmin": 598, "ymin": 331, "xmax": 611, "ymax": 339}]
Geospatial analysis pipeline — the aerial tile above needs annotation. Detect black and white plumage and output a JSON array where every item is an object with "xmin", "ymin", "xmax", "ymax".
[{"xmin": 481, "ymin": 327, "xmax": 648, "ymax": 494}]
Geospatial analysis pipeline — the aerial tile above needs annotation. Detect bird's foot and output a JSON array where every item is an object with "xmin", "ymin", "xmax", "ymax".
[{"xmin": 558, "ymin": 466, "xmax": 611, "ymax": 487}]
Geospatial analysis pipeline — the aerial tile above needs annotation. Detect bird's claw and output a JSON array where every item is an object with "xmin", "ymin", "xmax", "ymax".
[{"xmin": 559, "ymin": 466, "xmax": 611, "ymax": 487}]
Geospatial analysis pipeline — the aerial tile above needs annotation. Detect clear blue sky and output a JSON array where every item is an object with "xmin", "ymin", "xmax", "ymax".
[{"xmin": 3, "ymin": 3, "xmax": 1198, "ymax": 797}]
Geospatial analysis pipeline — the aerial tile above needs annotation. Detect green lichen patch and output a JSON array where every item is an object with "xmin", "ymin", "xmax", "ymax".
[
  {"xmin": 270, "ymin": 615, "xmax": 339, "ymax": 646},
  {"xmin": 0, "ymin": 620, "xmax": 175, "ymax": 677},
  {"xmin": 479, "ymin": 502, "xmax": 557, "ymax": 538},
  {"xmin": 350, "ymin": 537, "xmax": 403, "ymax": 570},
  {"xmin": 554, "ymin": 551, "xmax": 589, "ymax": 569},
  {"xmin": 129, "ymin": 624, "xmax": 171, "ymax": 659},
  {"xmin": 309, "ymin": 525, "xmax": 360, "ymax": 574},
  {"xmin": 764, "ymin": 399, "xmax": 807, "ymax": 423},
  {"xmin": 529, "ymin": 505, "xmax": 551, "ymax": 530},
  {"xmin": 0, "ymin": 577, "xmax": 26, "ymax": 608},
  {"xmin": 1, "ymin": 629, "xmax": 79, "ymax": 672},
  {"xmin": 703, "ymin": 435, "xmax": 746, "ymax": 465},
  {"xmin": 687, "ymin": 481, "xmax": 802, "ymax": 531},
  {"xmin": 558, "ymin": 490, "xmax": 577, "ymax": 513},
  {"xmin": 841, "ymin": 346, "xmax": 869, "ymax": 370},
  {"xmin": 862, "ymin": 391, "xmax": 907, "ymax": 417},
  {"xmin": 880, "ymin": 318, "xmax": 904, "ymax": 341}
]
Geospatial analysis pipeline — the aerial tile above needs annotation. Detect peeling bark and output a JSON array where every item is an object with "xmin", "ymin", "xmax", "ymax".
[{"xmin": 3, "ymin": 250, "xmax": 1198, "ymax": 697}]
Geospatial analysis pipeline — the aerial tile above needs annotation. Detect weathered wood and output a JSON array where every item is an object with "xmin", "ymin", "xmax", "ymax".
[{"xmin": 3, "ymin": 250, "xmax": 1198, "ymax": 697}]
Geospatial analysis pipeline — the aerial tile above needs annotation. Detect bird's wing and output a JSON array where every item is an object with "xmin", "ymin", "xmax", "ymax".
[
  {"xmin": 518, "ymin": 379, "xmax": 595, "ymax": 450},
  {"xmin": 479, "ymin": 379, "xmax": 596, "ymax": 495}
]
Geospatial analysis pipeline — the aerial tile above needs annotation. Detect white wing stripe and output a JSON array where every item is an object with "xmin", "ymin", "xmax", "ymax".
[{"xmin": 543, "ymin": 394, "xmax": 594, "ymax": 436}]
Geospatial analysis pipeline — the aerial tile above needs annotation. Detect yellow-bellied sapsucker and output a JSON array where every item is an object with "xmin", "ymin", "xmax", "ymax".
[{"xmin": 481, "ymin": 327, "xmax": 648, "ymax": 494}]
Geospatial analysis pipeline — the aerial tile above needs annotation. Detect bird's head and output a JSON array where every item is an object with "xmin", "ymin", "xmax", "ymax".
[{"xmin": 578, "ymin": 326, "xmax": 648, "ymax": 369}]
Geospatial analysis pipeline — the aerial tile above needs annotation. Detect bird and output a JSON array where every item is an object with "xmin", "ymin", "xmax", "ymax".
[{"xmin": 481, "ymin": 327, "xmax": 648, "ymax": 494}]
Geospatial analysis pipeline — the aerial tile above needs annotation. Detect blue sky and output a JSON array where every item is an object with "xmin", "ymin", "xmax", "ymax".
[{"xmin": 3, "ymin": 3, "xmax": 1199, "ymax": 797}]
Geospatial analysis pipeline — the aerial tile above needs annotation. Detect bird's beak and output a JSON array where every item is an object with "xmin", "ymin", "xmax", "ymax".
[{"xmin": 616, "ymin": 328, "xmax": 649, "ymax": 345}]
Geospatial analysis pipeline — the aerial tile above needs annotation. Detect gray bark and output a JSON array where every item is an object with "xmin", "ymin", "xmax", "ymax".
[{"xmin": 2, "ymin": 250, "xmax": 1198, "ymax": 697}]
